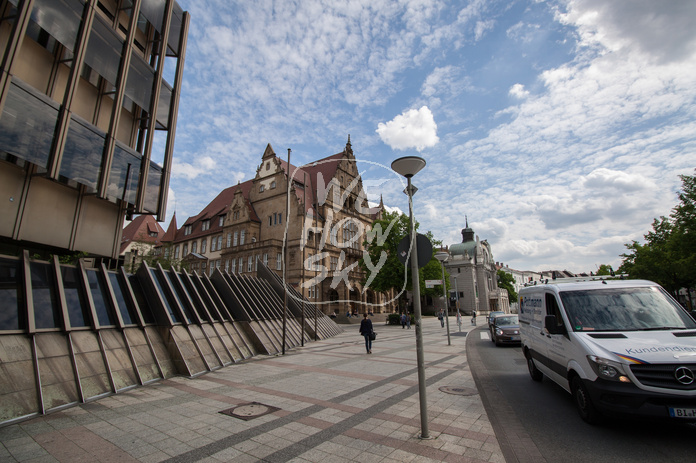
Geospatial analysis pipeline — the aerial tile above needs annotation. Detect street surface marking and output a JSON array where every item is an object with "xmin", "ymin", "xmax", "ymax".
[{"xmin": 480, "ymin": 331, "xmax": 490, "ymax": 340}]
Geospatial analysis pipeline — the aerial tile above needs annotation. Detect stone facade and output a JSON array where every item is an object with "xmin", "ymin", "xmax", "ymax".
[
  {"xmin": 165, "ymin": 138, "xmax": 396, "ymax": 315},
  {"xmin": 441, "ymin": 223, "xmax": 509, "ymax": 315}
]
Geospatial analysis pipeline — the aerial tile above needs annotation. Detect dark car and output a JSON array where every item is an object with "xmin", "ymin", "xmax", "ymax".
[
  {"xmin": 490, "ymin": 314, "xmax": 520, "ymax": 346},
  {"xmin": 487, "ymin": 311, "xmax": 505, "ymax": 329}
]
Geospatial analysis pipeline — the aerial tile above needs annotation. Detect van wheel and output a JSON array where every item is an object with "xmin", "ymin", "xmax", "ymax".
[
  {"xmin": 527, "ymin": 356, "xmax": 543, "ymax": 382},
  {"xmin": 571, "ymin": 376, "xmax": 602, "ymax": 425}
]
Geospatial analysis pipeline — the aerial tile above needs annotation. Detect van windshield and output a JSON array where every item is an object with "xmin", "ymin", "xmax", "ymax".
[{"xmin": 559, "ymin": 287, "xmax": 696, "ymax": 332}]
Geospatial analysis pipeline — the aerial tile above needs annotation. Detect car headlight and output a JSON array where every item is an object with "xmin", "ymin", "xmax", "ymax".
[
  {"xmin": 587, "ymin": 355, "xmax": 631, "ymax": 383},
  {"xmin": 495, "ymin": 328, "xmax": 503, "ymax": 336}
]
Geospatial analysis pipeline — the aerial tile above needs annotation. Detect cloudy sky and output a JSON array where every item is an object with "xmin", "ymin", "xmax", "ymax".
[{"xmin": 166, "ymin": 0, "xmax": 696, "ymax": 274}]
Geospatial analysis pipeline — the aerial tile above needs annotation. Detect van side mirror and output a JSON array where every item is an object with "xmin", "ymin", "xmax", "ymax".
[{"xmin": 545, "ymin": 315, "xmax": 566, "ymax": 335}]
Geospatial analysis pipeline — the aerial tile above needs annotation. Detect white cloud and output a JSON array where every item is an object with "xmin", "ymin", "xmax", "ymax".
[
  {"xmin": 509, "ymin": 83, "xmax": 529, "ymax": 99},
  {"xmin": 376, "ymin": 106, "xmax": 439, "ymax": 151},
  {"xmin": 557, "ymin": 0, "xmax": 696, "ymax": 63},
  {"xmin": 172, "ymin": 155, "xmax": 218, "ymax": 180},
  {"xmin": 582, "ymin": 168, "xmax": 654, "ymax": 192}
]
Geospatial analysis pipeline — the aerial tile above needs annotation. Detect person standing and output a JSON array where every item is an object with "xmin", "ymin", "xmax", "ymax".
[
  {"xmin": 359, "ymin": 313, "xmax": 374, "ymax": 354},
  {"xmin": 400, "ymin": 312, "xmax": 406, "ymax": 329},
  {"xmin": 438, "ymin": 309, "xmax": 444, "ymax": 327},
  {"xmin": 406, "ymin": 313, "xmax": 411, "ymax": 329}
]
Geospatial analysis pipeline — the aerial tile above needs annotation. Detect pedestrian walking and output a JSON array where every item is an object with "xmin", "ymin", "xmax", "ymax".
[
  {"xmin": 400, "ymin": 313, "xmax": 406, "ymax": 329},
  {"xmin": 471, "ymin": 309, "xmax": 477, "ymax": 325},
  {"xmin": 359, "ymin": 313, "xmax": 374, "ymax": 354},
  {"xmin": 438, "ymin": 309, "xmax": 444, "ymax": 327},
  {"xmin": 406, "ymin": 313, "xmax": 411, "ymax": 329}
]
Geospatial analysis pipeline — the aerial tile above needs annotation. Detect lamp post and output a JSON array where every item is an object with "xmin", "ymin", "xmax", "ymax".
[
  {"xmin": 391, "ymin": 155, "xmax": 430, "ymax": 440},
  {"xmin": 454, "ymin": 276, "xmax": 461, "ymax": 332},
  {"xmin": 435, "ymin": 251, "xmax": 451, "ymax": 346}
]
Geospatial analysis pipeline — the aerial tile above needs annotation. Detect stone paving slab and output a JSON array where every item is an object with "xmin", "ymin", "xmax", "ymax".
[{"xmin": 0, "ymin": 318, "xmax": 505, "ymax": 462}]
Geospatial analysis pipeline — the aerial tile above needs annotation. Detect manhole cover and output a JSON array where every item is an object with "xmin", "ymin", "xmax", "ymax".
[
  {"xmin": 439, "ymin": 386, "xmax": 478, "ymax": 396},
  {"xmin": 219, "ymin": 402, "xmax": 280, "ymax": 421}
]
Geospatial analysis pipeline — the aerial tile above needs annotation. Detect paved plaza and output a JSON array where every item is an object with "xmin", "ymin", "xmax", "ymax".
[{"xmin": 0, "ymin": 317, "xmax": 506, "ymax": 462}]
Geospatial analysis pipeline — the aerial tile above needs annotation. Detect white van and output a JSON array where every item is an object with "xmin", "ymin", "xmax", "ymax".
[{"xmin": 519, "ymin": 278, "xmax": 696, "ymax": 424}]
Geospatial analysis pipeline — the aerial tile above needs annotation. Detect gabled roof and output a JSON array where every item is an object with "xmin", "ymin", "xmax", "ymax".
[
  {"xmin": 173, "ymin": 179, "xmax": 260, "ymax": 243},
  {"xmin": 120, "ymin": 215, "xmax": 166, "ymax": 254}
]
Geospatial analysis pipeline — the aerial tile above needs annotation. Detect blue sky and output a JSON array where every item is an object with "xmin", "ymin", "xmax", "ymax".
[{"xmin": 164, "ymin": 0, "xmax": 696, "ymax": 274}]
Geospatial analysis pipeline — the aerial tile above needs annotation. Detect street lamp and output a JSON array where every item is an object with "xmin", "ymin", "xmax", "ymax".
[
  {"xmin": 391, "ymin": 155, "xmax": 430, "ymax": 440},
  {"xmin": 434, "ymin": 251, "xmax": 451, "ymax": 346}
]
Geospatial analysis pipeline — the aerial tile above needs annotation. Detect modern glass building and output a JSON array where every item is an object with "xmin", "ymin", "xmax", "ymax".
[{"xmin": 0, "ymin": 0, "xmax": 189, "ymax": 258}]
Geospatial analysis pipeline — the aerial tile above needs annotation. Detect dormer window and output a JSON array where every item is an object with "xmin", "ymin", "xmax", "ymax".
[
  {"xmin": 184, "ymin": 225, "xmax": 192, "ymax": 235},
  {"xmin": 201, "ymin": 220, "xmax": 210, "ymax": 231},
  {"xmin": 218, "ymin": 215, "xmax": 225, "ymax": 227}
]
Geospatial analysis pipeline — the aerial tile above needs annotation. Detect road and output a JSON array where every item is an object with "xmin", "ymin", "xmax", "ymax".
[{"xmin": 467, "ymin": 325, "xmax": 696, "ymax": 463}]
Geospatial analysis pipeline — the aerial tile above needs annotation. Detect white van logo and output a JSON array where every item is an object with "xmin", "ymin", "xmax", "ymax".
[{"xmin": 674, "ymin": 367, "xmax": 695, "ymax": 385}]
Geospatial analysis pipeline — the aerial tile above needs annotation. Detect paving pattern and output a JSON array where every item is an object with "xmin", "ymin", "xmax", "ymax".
[{"xmin": 0, "ymin": 318, "xmax": 505, "ymax": 462}]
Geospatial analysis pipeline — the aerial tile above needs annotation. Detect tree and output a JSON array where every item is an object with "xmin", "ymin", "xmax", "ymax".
[
  {"xmin": 496, "ymin": 270, "xmax": 517, "ymax": 303},
  {"xmin": 359, "ymin": 210, "xmax": 446, "ymax": 300},
  {"xmin": 619, "ymin": 171, "xmax": 696, "ymax": 296},
  {"xmin": 595, "ymin": 264, "xmax": 613, "ymax": 276}
]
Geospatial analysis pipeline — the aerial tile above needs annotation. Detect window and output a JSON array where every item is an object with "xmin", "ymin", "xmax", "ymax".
[
  {"xmin": 191, "ymin": 241, "xmax": 197, "ymax": 253},
  {"xmin": 344, "ymin": 220, "xmax": 359, "ymax": 250},
  {"xmin": 226, "ymin": 233, "xmax": 231, "ymax": 247},
  {"xmin": 307, "ymin": 253, "xmax": 313, "ymax": 270},
  {"xmin": 240, "ymin": 230, "xmax": 245, "ymax": 245},
  {"xmin": 263, "ymin": 253, "xmax": 268, "ymax": 266},
  {"xmin": 278, "ymin": 213, "xmax": 282, "ymax": 224},
  {"xmin": 184, "ymin": 225, "xmax": 192, "ymax": 235},
  {"xmin": 255, "ymin": 255, "xmax": 259, "ymax": 271},
  {"xmin": 211, "ymin": 237, "xmax": 217, "ymax": 252},
  {"xmin": 266, "ymin": 162, "xmax": 270, "ymax": 171},
  {"xmin": 202, "ymin": 262, "xmax": 206, "ymax": 271},
  {"xmin": 164, "ymin": 248, "xmax": 170, "ymax": 259},
  {"xmin": 238, "ymin": 257, "xmax": 244, "ymax": 272},
  {"xmin": 271, "ymin": 181, "xmax": 276, "ymax": 189},
  {"xmin": 233, "ymin": 210, "xmax": 239, "ymax": 220},
  {"xmin": 149, "ymin": 231, "xmax": 158, "ymax": 237},
  {"xmin": 183, "ymin": 244, "xmax": 188, "ymax": 256},
  {"xmin": 219, "ymin": 215, "xmax": 225, "ymax": 227},
  {"xmin": 330, "ymin": 226, "xmax": 338, "ymax": 246},
  {"xmin": 277, "ymin": 253, "xmax": 282, "ymax": 270},
  {"xmin": 174, "ymin": 245, "xmax": 180, "ymax": 259},
  {"xmin": 225, "ymin": 259, "xmax": 230, "ymax": 272},
  {"xmin": 232, "ymin": 259, "xmax": 236, "ymax": 273},
  {"xmin": 330, "ymin": 256, "xmax": 338, "ymax": 270},
  {"xmin": 201, "ymin": 238, "xmax": 207, "ymax": 254},
  {"xmin": 269, "ymin": 216, "xmax": 272, "ymax": 226},
  {"xmin": 273, "ymin": 213, "xmax": 277, "ymax": 225},
  {"xmin": 233, "ymin": 231, "xmax": 238, "ymax": 246},
  {"xmin": 201, "ymin": 220, "xmax": 210, "ymax": 231},
  {"xmin": 259, "ymin": 185, "xmax": 264, "ymax": 192},
  {"xmin": 217, "ymin": 236, "xmax": 223, "ymax": 250},
  {"xmin": 248, "ymin": 256, "xmax": 252, "ymax": 272}
]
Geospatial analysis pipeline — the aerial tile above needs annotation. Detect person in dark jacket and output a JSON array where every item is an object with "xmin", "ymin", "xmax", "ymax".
[{"xmin": 359, "ymin": 313, "xmax": 373, "ymax": 354}]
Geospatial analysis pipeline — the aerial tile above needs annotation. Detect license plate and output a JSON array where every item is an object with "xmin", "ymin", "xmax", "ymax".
[{"xmin": 668, "ymin": 407, "xmax": 696, "ymax": 418}]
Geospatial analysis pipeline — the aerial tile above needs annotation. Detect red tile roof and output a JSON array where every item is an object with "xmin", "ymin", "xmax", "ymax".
[{"xmin": 120, "ymin": 215, "xmax": 166, "ymax": 254}]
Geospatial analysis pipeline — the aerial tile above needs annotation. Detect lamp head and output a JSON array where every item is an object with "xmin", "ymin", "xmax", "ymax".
[
  {"xmin": 434, "ymin": 251, "xmax": 449, "ymax": 263},
  {"xmin": 391, "ymin": 156, "xmax": 426, "ymax": 178}
]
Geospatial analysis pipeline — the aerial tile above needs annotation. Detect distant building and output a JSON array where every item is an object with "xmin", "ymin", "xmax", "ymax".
[
  {"xmin": 0, "ymin": 1, "xmax": 189, "ymax": 259},
  {"xmin": 120, "ymin": 214, "xmax": 166, "ymax": 272},
  {"xmin": 161, "ymin": 138, "xmax": 396, "ymax": 314},
  {"xmin": 441, "ymin": 221, "xmax": 509, "ymax": 315}
]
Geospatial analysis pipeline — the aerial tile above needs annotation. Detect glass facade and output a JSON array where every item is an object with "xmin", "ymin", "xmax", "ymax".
[{"xmin": 0, "ymin": 0, "xmax": 189, "ymax": 223}]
